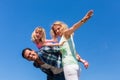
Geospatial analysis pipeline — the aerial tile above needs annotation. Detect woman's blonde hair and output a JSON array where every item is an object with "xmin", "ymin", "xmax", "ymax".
[
  {"xmin": 31, "ymin": 27, "xmax": 46, "ymax": 44},
  {"xmin": 51, "ymin": 21, "xmax": 68, "ymax": 38}
]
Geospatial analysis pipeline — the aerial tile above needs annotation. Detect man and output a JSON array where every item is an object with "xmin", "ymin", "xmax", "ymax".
[
  {"xmin": 22, "ymin": 48, "xmax": 89, "ymax": 80},
  {"xmin": 22, "ymin": 48, "xmax": 65, "ymax": 80}
]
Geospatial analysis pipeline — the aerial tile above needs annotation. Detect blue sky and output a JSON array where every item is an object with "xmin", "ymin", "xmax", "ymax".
[{"xmin": 0, "ymin": 0, "xmax": 120, "ymax": 80}]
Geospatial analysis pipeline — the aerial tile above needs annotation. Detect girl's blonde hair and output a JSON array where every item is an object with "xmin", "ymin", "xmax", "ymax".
[
  {"xmin": 31, "ymin": 27, "xmax": 46, "ymax": 44},
  {"xmin": 51, "ymin": 21, "xmax": 68, "ymax": 38}
]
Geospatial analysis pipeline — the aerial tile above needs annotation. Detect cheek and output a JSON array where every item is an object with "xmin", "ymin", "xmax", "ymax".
[
  {"xmin": 60, "ymin": 28, "xmax": 64, "ymax": 32},
  {"xmin": 59, "ymin": 30, "xmax": 62, "ymax": 34},
  {"xmin": 33, "ymin": 55, "xmax": 38, "ymax": 60}
]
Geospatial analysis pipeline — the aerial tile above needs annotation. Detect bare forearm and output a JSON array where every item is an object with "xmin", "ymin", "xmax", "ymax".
[
  {"xmin": 43, "ymin": 43, "xmax": 60, "ymax": 46},
  {"xmin": 79, "ymin": 58, "xmax": 86, "ymax": 63},
  {"xmin": 69, "ymin": 10, "xmax": 94, "ymax": 34},
  {"xmin": 76, "ymin": 53, "xmax": 89, "ymax": 69}
]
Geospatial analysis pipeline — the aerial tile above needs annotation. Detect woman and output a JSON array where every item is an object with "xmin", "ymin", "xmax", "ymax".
[{"xmin": 51, "ymin": 10, "xmax": 93, "ymax": 80}]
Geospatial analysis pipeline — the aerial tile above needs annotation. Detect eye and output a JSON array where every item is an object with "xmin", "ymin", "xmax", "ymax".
[
  {"xmin": 27, "ymin": 52, "xmax": 31, "ymax": 58},
  {"xmin": 57, "ymin": 27, "xmax": 60, "ymax": 30},
  {"xmin": 55, "ymin": 28, "xmax": 59, "ymax": 32}
]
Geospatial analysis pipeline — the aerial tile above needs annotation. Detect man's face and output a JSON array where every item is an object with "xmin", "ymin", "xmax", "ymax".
[{"xmin": 24, "ymin": 49, "xmax": 38, "ymax": 61}]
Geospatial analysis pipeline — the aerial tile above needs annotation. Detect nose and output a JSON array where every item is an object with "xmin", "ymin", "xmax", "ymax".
[
  {"xmin": 27, "ymin": 55, "xmax": 33, "ymax": 61},
  {"xmin": 56, "ymin": 29, "xmax": 59, "ymax": 33},
  {"xmin": 29, "ymin": 54, "xmax": 33, "ymax": 58},
  {"xmin": 36, "ymin": 33, "xmax": 39, "ymax": 36}
]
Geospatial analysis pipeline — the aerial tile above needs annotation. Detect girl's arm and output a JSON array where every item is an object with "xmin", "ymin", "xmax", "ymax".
[
  {"xmin": 43, "ymin": 41, "xmax": 65, "ymax": 47},
  {"xmin": 45, "ymin": 39, "xmax": 58, "ymax": 43},
  {"xmin": 65, "ymin": 10, "xmax": 93, "ymax": 37}
]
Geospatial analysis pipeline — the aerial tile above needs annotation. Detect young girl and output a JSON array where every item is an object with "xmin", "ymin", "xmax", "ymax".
[{"xmin": 31, "ymin": 27, "xmax": 65, "ymax": 68}]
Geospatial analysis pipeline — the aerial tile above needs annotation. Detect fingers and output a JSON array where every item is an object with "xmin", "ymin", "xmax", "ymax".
[
  {"xmin": 87, "ymin": 10, "xmax": 94, "ymax": 17},
  {"xmin": 82, "ymin": 10, "xmax": 94, "ymax": 23},
  {"xmin": 84, "ymin": 61, "xmax": 89, "ymax": 69}
]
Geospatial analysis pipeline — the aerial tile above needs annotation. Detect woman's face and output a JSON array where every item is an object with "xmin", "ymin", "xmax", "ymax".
[
  {"xmin": 24, "ymin": 49, "xmax": 38, "ymax": 61},
  {"xmin": 53, "ymin": 24, "xmax": 63, "ymax": 37}
]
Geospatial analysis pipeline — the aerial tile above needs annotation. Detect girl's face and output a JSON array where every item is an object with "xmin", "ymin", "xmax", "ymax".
[
  {"xmin": 53, "ymin": 24, "xmax": 63, "ymax": 37},
  {"xmin": 24, "ymin": 49, "xmax": 38, "ymax": 61},
  {"xmin": 35, "ymin": 29, "xmax": 43, "ymax": 40}
]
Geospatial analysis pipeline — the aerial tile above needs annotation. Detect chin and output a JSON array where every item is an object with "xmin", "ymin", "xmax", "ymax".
[{"xmin": 59, "ymin": 34, "xmax": 62, "ymax": 36}]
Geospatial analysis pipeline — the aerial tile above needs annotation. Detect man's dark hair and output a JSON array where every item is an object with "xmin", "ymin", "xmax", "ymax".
[{"xmin": 22, "ymin": 48, "xmax": 32, "ymax": 58}]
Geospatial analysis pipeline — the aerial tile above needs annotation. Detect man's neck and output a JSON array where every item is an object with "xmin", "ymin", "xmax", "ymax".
[{"xmin": 35, "ymin": 58, "xmax": 44, "ymax": 65}]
